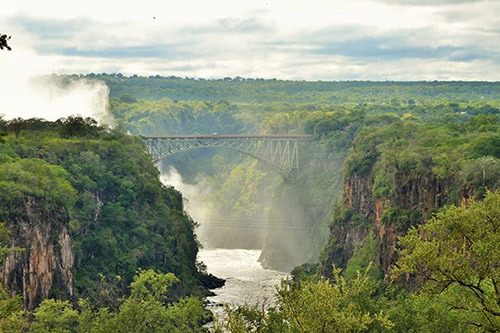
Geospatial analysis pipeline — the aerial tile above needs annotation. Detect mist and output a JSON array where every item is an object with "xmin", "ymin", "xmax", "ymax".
[
  {"xmin": 159, "ymin": 165, "xmax": 272, "ymax": 250},
  {"xmin": 158, "ymin": 160, "xmax": 315, "ymax": 272},
  {"xmin": 0, "ymin": 51, "xmax": 113, "ymax": 125},
  {"xmin": 160, "ymin": 167, "xmax": 214, "ymax": 247}
]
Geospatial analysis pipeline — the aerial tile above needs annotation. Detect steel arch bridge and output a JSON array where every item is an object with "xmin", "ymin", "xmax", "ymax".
[{"xmin": 142, "ymin": 134, "xmax": 313, "ymax": 180}]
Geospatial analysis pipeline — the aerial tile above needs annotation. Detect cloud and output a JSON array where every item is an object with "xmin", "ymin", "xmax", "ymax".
[
  {"xmin": 9, "ymin": 15, "xmax": 145, "ymax": 50},
  {"xmin": 213, "ymin": 17, "xmax": 274, "ymax": 34},
  {"xmin": 8, "ymin": 16, "xmax": 90, "ymax": 39},
  {"xmin": 307, "ymin": 33, "xmax": 490, "ymax": 62},
  {"xmin": 45, "ymin": 45, "xmax": 184, "ymax": 59},
  {"xmin": 2, "ymin": 0, "xmax": 500, "ymax": 81},
  {"xmin": 8, "ymin": 14, "xmax": 274, "ymax": 59},
  {"xmin": 373, "ymin": 0, "xmax": 489, "ymax": 5}
]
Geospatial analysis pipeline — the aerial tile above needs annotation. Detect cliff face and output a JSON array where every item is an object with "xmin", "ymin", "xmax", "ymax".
[
  {"xmin": 340, "ymin": 173, "xmax": 373, "ymax": 263},
  {"xmin": 1, "ymin": 198, "xmax": 74, "ymax": 310},
  {"xmin": 322, "ymin": 168, "xmax": 461, "ymax": 280}
]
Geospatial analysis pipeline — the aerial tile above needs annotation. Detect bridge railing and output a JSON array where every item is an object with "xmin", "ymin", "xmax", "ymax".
[
  {"xmin": 142, "ymin": 134, "xmax": 314, "ymax": 139},
  {"xmin": 142, "ymin": 134, "xmax": 313, "ymax": 180}
]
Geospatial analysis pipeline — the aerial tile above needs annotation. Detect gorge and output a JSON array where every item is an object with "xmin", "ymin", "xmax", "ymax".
[{"xmin": 1, "ymin": 76, "xmax": 499, "ymax": 332}]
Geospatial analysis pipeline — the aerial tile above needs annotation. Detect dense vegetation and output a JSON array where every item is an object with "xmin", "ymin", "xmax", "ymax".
[
  {"xmin": 0, "ymin": 268, "xmax": 210, "ymax": 332},
  {"xmin": 1, "ymin": 75, "xmax": 499, "ymax": 331},
  {"xmin": 0, "ymin": 117, "xmax": 206, "ymax": 293},
  {"xmin": 0, "ymin": 117, "xmax": 216, "ymax": 330},
  {"xmin": 68, "ymin": 73, "xmax": 500, "ymax": 103},
  {"xmin": 319, "ymin": 110, "xmax": 500, "ymax": 278}
]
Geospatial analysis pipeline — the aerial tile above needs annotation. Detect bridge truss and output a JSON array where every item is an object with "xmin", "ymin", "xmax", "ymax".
[{"xmin": 142, "ymin": 134, "xmax": 313, "ymax": 180}]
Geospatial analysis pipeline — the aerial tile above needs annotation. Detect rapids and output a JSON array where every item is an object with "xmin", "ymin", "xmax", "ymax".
[{"xmin": 198, "ymin": 248, "xmax": 287, "ymax": 312}]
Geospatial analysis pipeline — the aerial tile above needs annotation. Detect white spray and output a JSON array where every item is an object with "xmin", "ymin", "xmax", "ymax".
[
  {"xmin": 0, "ymin": 50, "xmax": 113, "ymax": 125},
  {"xmin": 160, "ymin": 167, "xmax": 213, "ymax": 247}
]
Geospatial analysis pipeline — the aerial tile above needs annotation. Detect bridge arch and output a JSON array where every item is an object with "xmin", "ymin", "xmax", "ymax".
[{"xmin": 142, "ymin": 134, "xmax": 312, "ymax": 180}]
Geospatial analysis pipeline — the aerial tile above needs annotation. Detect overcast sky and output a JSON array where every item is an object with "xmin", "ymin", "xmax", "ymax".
[{"xmin": 1, "ymin": 0, "xmax": 500, "ymax": 81}]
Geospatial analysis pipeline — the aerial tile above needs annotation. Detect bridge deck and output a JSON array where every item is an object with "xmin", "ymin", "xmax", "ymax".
[
  {"xmin": 142, "ymin": 134, "xmax": 313, "ymax": 180},
  {"xmin": 143, "ymin": 134, "xmax": 313, "ymax": 139}
]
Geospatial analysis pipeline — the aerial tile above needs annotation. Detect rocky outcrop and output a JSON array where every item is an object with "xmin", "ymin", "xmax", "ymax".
[
  {"xmin": 320, "ymin": 172, "xmax": 373, "ymax": 278},
  {"xmin": 344, "ymin": 172, "xmax": 375, "ymax": 219},
  {"xmin": 379, "ymin": 172, "xmax": 451, "ymax": 278},
  {"xmin": 322, "ymin": 167, "xmax": 465, "ymax": 280},
  {"xmin": 1, "ymin": 198, "xmax": 74, "ymax": 309}
]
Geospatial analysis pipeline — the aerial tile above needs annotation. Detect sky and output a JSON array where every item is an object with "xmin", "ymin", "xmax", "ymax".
[{"xmin": 1, "ymin": 0, "xmax": 500, "ymax": 81}]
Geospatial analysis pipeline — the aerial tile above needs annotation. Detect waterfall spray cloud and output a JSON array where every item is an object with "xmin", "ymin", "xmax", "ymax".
[
  {"xmin": 0, "ymin": 50, "xmax": 114, "ymax": 125},
  {"xmin": 160, "ymin": 167, "xmax": 213, "ymax": 247}
]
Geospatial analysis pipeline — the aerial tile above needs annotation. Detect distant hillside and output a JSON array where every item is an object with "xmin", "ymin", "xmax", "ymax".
[{"xmin": 52, "ymin": 74, "xmax": 500, "ymax": 103}]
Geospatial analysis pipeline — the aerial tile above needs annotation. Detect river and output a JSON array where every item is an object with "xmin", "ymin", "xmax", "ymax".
[
  {"xmin": 197, "ymin": 248, "xmax": 288, "ymax": 313},
  {"xmin": 161, "ymin": 171, "xmax": 288, "ymax": 310}
]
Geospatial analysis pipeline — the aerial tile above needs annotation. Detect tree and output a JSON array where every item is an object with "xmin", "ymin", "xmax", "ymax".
[
  {"xmin": 57, "ymin": 116, "xmax": 101, "ymax": 138},
  {"xmin": 0, "ymin": 286, "xmax": 27, "ymax": 333},
  {"xmin": 470, "ymin": 135, "xmax": 500, "ymax": 159},
  {"xmin": 7, "ymin": 117, "xmax": 25, "ymax": 138},
  {"xmin": 277, "ymin": 266, "xmax": 392, "ymax": 333},
  {"xmin": 394, "ymin": 191, "xmax": 500, "ymax": 331},
  {"xmin": 0, "ymin": 222, "xmax": 10, "ymax": 264},
  {"xmin": 22, "ymin": 270, "xmax": 209, "ymax": 332},
  {"xmin": 0, "ymin": 223, "xmax": 27, "ymax": 332},
  {"xmin": 30, "ymin": 299, "xmax": 79, "ymax": 333},
  {"xmin": 119, "ymin": 94, "xmax": 137, "ymax": 104},
  {"xmin": 0, "ymin": 34, "xmax": 11, "ymax": 51},
  {"xmin": 129, "ymin": 268, "xmax": 179, "ymax": 304},
  {"xmin": 214, "ymin": 265, "xmax": 392, "ymax": 333},
  {"xmin": 109, "ymin": 270, "xmax": 209, "ymax": 333}
]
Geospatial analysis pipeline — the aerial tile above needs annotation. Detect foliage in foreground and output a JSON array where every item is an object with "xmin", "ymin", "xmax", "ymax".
[
  {"xmin": 213, "ymin": 265, "xmax": 392, "ymax": 333},
  {"xmin": 394, "ymin": 190, "xmax": 500, "ymax": 331},
  {"xmin": 0, "ymin": 270, "xmax": 210, "ymax": 333}
]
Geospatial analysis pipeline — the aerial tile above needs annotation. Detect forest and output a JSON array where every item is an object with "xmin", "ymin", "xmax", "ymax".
[{"xmin": 0, "ymin": 75, "xmax": 499, "ymax": 332}]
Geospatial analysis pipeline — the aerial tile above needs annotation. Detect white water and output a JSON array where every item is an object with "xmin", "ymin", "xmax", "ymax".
[
  {"xmin": 161, "ymin": 169, "xmax": 288, "ymax": 310},
  {"xmin": 198, "ymin": 248, "xmax": 287, "ymax": 311}
]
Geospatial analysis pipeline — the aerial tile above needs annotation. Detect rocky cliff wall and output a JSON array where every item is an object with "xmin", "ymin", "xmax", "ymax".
[
  {"xmin": 1, "ymin": 198, "xmax": 74, "ymax": 309},
  {"xmin": 321, "ymin": 167, "xmax": 462, "ymax": 280}
]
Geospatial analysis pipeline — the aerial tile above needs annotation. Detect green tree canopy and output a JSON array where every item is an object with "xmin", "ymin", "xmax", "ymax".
[
  {"xmin": 394, "ymin": 191, "xmax": 500, "ymax": 331},
  {"xmin": 214, "ymin": 265, "xmax": 392, "ymax": 333}
]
